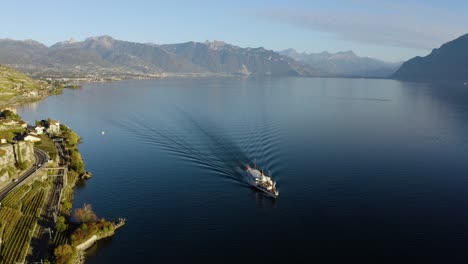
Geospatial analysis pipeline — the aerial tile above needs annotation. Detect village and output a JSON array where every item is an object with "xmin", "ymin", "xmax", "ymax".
[
  {"xmin": 0, "ymin": 107, "xmax": 61, "ymax": 144},
  {"xmin": 0, "ymin": 106, "xmax": 124, "ymax": 264},
  {"xmin": 0, "ymin": 107, "xmax": 67, "ymax": 190}
]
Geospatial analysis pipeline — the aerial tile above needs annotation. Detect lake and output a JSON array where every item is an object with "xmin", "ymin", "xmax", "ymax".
[{"xmin": 18, "ymin": 77, "xmax": 468, "ymax": 262}]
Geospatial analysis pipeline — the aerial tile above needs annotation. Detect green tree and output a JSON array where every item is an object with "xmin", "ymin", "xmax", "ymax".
[
  {"xmin": 67, "ymin": 131, "xmax": 79, "ymax": 146},
  {"xmin": 56, "ymin": 216, "xmax": 68, "ymax": 232},
  {"xmin": 1, "ymin": 110, "xmax": 21, "ymax": 120},
  {"xmin": 16, "ymin": 161, "xmax": 28, "ymax": 170},
  {"xmin": 60, "ymin": 124, "xmax": 71, "ymax": 133},
  {"xmin": 62, "ymin": 201, "xmax": 73, "ymax": 214},
  {"xmin": 70, "ymin": 150, "xmax": 85, "ymax": 174},
  {"xmin": 16, "ymin": 144, "xmax": 22, "ymax": 163}
]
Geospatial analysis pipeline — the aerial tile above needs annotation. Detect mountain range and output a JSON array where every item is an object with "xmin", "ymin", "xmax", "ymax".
[
  {"xmin": 279, "ymin": 49, "xmax": 401, "ymax": 78},
  {"xmin": 393, "ymin": 33, "xmax": 468, "ymax": 82},
  {"xmin": 0, "ymin": 36, "xmax": 323, "ymax": 78},
  {"xmin": 1, "ymin": 34, "xmax": 466, "ymax": 82}
]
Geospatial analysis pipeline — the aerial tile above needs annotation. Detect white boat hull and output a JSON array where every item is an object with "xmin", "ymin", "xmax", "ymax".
[{"xmin": 245, "ymin": 167, "xmax": 279, "ymax": 198}]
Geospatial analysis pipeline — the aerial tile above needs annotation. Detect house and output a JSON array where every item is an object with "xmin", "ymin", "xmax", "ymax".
[
  {"xmin": 25, "ymin": 91, "xmax": 38, "ymax": 97},
  {"xmin": 18, "ymin": 120, "xmax": 27, "ymax": 128},
  {"xmin": 4, "ymin": 120, "xmax": 19, "ymax": 126},
  {"xmin": 1, "ymin": 139, "xmax": 6, "ymax": 144},
  {"xmin": 35, "ymin": 126, "xmax": 45, "ymax": 135},
  {"xmin": 24, "ymin": 135, "xmax": 41, "ymax": 143},
  {"xmin": 47, "ymin": 120, "xmax": 60, "ymax": 134}
]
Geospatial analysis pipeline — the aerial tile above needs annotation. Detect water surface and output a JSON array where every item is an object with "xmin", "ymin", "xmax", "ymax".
[{"xmin": 19, "ymin": 77, "xmax": 468, "ymax": 262}]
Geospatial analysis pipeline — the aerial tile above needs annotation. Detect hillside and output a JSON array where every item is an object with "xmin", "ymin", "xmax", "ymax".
[
  {"xmin": 280, "ymin": 49, "xmax": 401, "ymax": 78},
  {"xmin": 0, "ymin": 65, "xmax": 49, "ymax": 107},
  {"xmin": 393, "ymin": 34, "xmax": 468, "ymax": 82},
  {"xmin": 0, "ymin": 36, "xmax": 324, "ymax": 78},
  {"xmin": 160, "ymin": 41, "xmax": 323, "ymax": 76}
]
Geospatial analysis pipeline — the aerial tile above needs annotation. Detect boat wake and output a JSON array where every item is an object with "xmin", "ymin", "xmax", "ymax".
[
  {"xmin": 111, "ymin": 109, "xmax": 284, "ymax": 198},
  {"xmin": 111, "ymin": 113, "xmax": 252, "ymax": 187}
]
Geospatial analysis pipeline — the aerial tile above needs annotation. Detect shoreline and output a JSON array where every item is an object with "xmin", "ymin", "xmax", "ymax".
[
  {"xmin": 74, "ymin": 218, "xmax": 126, "ymax": 264},
  {"xmin": 0, "ymin": 99, "xmax": 124, "ymax": 263},
  {"xmin": 46, "ymin": 127, "xmax": 123, "ymax": 264}
]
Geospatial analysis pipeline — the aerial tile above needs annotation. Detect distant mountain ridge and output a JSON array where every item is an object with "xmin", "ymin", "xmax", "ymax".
[
  {"xmin": 159, "ymin": 41, "xmax": 321, "ymax": 76},
  {"xmin": 279, "ymin": 49, "xmax": 401, "ymax": 78},
  {"xmin": 0, "ymin": 36, "xmax": 324, "ymax": 78},
  {"xmin": 392, "ymin": 33, "xmax": 468, "ymax": 82}
]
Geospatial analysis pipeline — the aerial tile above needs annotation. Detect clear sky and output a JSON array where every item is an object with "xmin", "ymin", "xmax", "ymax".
[{"xmin": 2, "ymin": 0, "xmax": 467, "ymax": 62}]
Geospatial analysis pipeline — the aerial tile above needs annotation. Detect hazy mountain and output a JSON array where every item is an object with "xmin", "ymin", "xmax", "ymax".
[
  {"xmin": 48, "ymin": 36, "xmax": 202, "ymax": 74},
  {"xmin": 279, "ymin": 49, "xmax": 401, "ymax": 78},
  {"xmin": 0, "ymin": 36, "xmax": 323, "ymax": 77},
  {"xmin": 0, "ymin": 39, "xmax": 50, "ymax": 66},
  {"xmin": 160, "ymin": 41, "xmax": 323, "ymax": 76},
  {"xmin": 393, "ymin": 34, "xmax": 468, "ymax": 82}
]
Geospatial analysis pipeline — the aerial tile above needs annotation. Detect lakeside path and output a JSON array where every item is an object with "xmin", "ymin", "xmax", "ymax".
[{"xmin": 0, "ymin": 148, "xmax": 48, "ymax": 201}]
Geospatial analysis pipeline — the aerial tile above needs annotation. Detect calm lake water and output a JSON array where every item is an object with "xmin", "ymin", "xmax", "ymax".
[{"xmin": 18, "ymin": 77, "xmax": 468, "ymax": 262}]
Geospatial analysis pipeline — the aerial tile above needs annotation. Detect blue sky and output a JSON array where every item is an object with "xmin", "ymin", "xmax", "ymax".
[{"xmin": 2, "ymin": 0, "xmax": 467, "ymax": 62}]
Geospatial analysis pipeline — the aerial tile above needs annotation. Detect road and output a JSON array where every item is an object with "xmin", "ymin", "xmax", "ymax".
[{"xmin": 0, "ymin": 148, "xmax": 49, "ymax": 201}]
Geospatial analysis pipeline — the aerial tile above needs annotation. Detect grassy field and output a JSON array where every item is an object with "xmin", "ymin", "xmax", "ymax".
[
  {"xmin": 34, "ymin": 135, "xmax": 58, "ymax": 160},
  {"xmin": 0, "ymin": 127, "xmax": 25, "ymax": 142},
  {"xmin": 0, "ymin": 65, "xmax": 42, "ymax": 91}
]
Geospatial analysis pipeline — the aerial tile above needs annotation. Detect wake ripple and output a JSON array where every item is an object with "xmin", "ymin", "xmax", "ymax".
[{"xmin": 110, "ymin": 110, "xmax": 285, "ymax": 190}]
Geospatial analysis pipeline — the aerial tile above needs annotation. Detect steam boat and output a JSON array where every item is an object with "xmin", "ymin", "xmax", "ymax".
[{"xmin": 245, "ymin": 164, "xmax": 279, "ymax": 198}]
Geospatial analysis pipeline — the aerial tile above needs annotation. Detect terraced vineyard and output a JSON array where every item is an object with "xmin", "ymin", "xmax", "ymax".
[
  {"xmin": 0, "ymin": 65, "xmax": 46, "ymax": 107},
  {"xmin": 0, "ymin": 179, "xmax": 52, "ymax": 264},
  {"xmin": 52, "ymin": 231, "xmax": 69, "ymax": 246}
]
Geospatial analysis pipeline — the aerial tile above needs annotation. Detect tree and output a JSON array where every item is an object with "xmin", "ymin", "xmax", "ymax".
[
  {"xmin": 1, "ymin": 110, "xmax": 21, "ymax": 120},
  {"xmin": 16, "ymin": 161, "xmax": 28, "ymax": 170},
  {"xmin": 74, "ymin": 204, "xmax": 98, "ymax": 223},
  {"xmin": 54, "ymin": 244, "xmax": 73, "ymax": 264},
  {"xmin": 60, "ymin": 124, "xmax": 71, "ymax": 133},
  {"xmin": 69, "ymin": 150, "xmax": 85, "ymax": 174},
  {"xmin": 67, "ymin": 131, "xmax": 79, "ymax": 146},
  {"xmin": 62, "ymin": 201, "xmax": 73, "ymax": 214},
  {"xmin": 56, "ymin": 216, "xmax": 68, "ymax": 232}
]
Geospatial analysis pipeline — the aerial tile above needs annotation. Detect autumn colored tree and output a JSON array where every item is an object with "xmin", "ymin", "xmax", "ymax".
[
  {"xmin": 74, "ymin": 204, "xmax": 98, "ymax": 223},
  {"xmin": 54, "ymin": 244, "xmax": 73, "ymax": 264}
]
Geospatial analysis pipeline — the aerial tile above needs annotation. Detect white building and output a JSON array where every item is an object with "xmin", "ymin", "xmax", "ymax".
[
  {"xmin": 24, "ymin": 135, "xmax": 41, "ymax": 143},
  {"xmin": 35, "ymin": 126, "xmax": 45, "ymax": 135},
  {"xmin": 1, "ymin": 138, "xmax": 7, "ymax": 144},
  {"xmin": 47, "ymin": 120, "xmax": 60, "ymax": 134}
]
